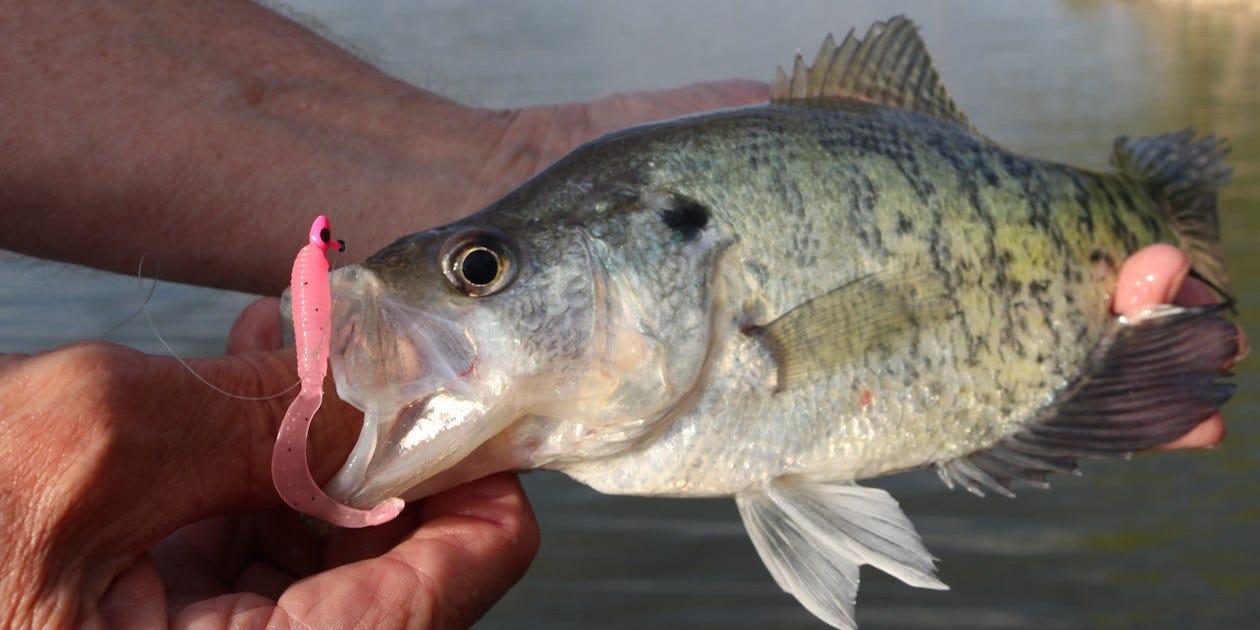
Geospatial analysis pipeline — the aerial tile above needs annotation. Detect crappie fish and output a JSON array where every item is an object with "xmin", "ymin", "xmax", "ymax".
[{"xmin": 312, "ymin": 16, "xmax": 1240, "ymax": 629}]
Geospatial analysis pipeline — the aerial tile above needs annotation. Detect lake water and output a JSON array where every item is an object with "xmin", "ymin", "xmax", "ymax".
[{"xmin": 2, "ymin": 1, "xmax": 1257, "ymax": 627}]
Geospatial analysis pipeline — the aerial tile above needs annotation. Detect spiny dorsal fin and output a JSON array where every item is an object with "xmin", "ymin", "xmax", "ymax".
[
  {"xmin": 937, "ymin": 304, "xmax": 1239, "ymax": 498},
  {"xmin": 771, "ymin": 16, "xmax": 973, "ymax": 130},
  {"xmin": 1112, "ymin": 130, "xmax": 1233, "ymax": 292},
  {"xmin": 750, "ymin": 269, "xmax": 953, "ymax": 392}
]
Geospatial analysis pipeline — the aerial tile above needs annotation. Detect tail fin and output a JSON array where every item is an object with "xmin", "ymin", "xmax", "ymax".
[{"xmin": 1112, "ymin": 130, "xmax": 1232, "ymax": 292}]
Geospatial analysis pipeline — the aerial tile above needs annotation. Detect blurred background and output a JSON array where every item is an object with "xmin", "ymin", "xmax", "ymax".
[{"xmin": 2, "ymin": 1, "xmax": 1256, "ymax": 627}]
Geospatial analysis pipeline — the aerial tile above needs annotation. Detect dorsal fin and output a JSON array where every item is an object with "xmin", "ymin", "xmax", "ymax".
[{"xmin": 771, "ymin": 16, "xmax": 973, "ymax": 130}]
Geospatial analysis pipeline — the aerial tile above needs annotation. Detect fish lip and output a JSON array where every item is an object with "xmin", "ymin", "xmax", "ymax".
[{"xmin": 329, "ymin": 391, "xmax": 439, "ymax": 508}]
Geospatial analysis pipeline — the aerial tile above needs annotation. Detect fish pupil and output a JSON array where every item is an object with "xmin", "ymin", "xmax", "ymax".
[{"xmin": 461, "ymin": 248, "xmax": 499, "ymax": 286}]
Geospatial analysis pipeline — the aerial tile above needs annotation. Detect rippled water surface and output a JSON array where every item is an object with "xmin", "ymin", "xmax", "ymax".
[{"xmin": 3, "ymin": 1, "xmax": 1257, "ymax": 628}]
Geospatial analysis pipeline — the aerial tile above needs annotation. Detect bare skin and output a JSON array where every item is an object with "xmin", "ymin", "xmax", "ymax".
[
  {"xmin": 0, "ymin": 1, "xmax": 1239, "ymax": 628},
  {"xmin": 0, "ymin": 0, "xmax": 766, "ymax": 294},
  {"xmin": 0, "ymin": 340, "xmax": 537, "ymax": 628}
]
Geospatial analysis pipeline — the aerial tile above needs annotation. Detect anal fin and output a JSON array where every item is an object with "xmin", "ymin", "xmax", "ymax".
[
  {"xmin": 736, "ymin": 479, "xmax": 946, "ymax": 630},
  {"xmin": 938, "ymin": 304, "xmax": 1240, "ymax": 497}
]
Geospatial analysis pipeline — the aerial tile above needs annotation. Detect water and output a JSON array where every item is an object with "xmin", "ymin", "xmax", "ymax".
[{"xmin": 3, "ymin": 0, "xmax": 1257, "ymax": 627}]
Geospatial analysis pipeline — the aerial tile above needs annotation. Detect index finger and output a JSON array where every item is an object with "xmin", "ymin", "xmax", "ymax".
[{"xmin": 1112, "ymin": 244, "xmax": 1190, "ymax": 315}]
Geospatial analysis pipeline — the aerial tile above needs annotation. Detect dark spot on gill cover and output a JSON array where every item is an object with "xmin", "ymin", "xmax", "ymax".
[{"xmin": 659, "ymin": 197, "xmax": 709, "ymax": 242}]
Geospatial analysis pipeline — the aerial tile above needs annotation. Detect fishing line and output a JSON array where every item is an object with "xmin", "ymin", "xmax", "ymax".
[
  {"xmin": 97, "ymin": 257, "xmax": 159, "ymax": 340},
  {"xmin": 125, "ymin": 248, "xmax": 347, "ymax": 402}
]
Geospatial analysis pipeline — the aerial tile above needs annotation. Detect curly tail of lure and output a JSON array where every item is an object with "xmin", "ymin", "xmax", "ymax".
[{"xmin": 271, "ymin": 215, "xmax": 404, "ymax": 528}]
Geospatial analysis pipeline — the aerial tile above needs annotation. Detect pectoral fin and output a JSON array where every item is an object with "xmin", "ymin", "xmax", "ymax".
[
  {"xmin": 736, "ymin": 479, "xmax": 946, "ymax": 630},
  {"xmin": 750, "ymin": 270, "xmax": 952, "ymax": 391},
  {"xmin": 938, "ymin": 304, "xmax": 1240, "ymax": 497}
]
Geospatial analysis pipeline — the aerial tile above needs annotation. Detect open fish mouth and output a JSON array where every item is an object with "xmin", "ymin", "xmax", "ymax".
[
  {"xmin": 327, "ymin": 265, "xmax": 476, "ymax": 416},
  {"xmin": 323, "ymin": 265, "xmax": 490, "ymax": 507}
]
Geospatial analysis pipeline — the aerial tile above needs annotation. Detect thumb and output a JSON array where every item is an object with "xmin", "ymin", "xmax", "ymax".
[
  {"xmin": 1112, "ymin": 244, "xmax": 1190, "ymax": 315},
  {"xmin": 227, "ymin": 297, "xmax": 283, "ymax": 354}
]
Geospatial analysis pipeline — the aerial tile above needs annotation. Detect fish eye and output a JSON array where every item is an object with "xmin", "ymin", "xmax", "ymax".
[{"xmin": 440, "ymin": 231, "xmax": 516, "ymax": 297}]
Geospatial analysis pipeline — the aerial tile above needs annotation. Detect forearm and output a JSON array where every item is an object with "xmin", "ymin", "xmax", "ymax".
[{"xmin": 0, "ymin": 0, "xmax": 520, "ymax": 294}]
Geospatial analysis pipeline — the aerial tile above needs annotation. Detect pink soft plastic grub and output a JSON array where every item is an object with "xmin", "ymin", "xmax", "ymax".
[{"xmin": 271, "ymin": 215, "xmax": 404, "ymax": 527}]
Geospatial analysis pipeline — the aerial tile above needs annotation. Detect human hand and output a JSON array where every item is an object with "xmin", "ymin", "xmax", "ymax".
[
  {"xmin": 1112, "ymin": 244, "xmax": 1247, "ymax": 449},
  {"xmin": 0, "ymin": 318, "xmax": 537, "ymax": 627}
]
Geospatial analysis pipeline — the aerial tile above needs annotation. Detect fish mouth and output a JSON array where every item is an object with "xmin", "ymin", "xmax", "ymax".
[
  {"xmin": 326, "ymin": 265, "xmax": 475, "ymax": 416},
  {"xmin": 326, "ymin": 389, "xmax": 500, "ymax": 508},
  {"xmin": 322, "ymin": 265, "xmax": 495, "ymax": 507}
]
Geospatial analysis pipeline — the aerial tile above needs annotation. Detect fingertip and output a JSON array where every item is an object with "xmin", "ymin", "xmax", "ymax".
[
  {"xmin": 227, "ymin": 298, "xmax": 283, "ymax": 355},
  {"xmin": 277, "ymin": 474, "xmax": 538, "ymax": 629},
  {"xmin": 1154, "ymin": 415, "xmax": 1226, "ymax": 450},
  {"xmin": 419, "ymin": 473, "xmax": 537, "ymax": 535},
  {"xmin": 414, "ymin": 473, "xmax": 540, "ymax": 585},
  {"xmin": 1113, "ymin": 244, "xmax": 1190, "ymax": 315}
]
